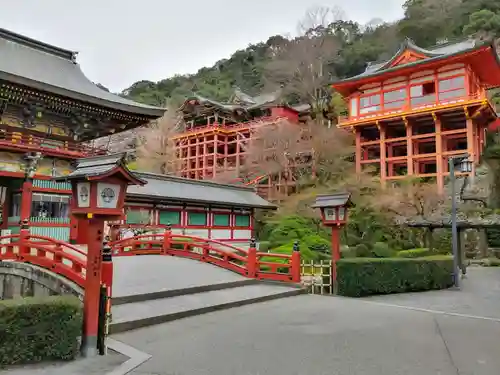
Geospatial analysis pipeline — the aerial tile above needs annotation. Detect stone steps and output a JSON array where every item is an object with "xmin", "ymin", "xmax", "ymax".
[{"xmin": 110, "ymin": 281, "xmax": 304, "ymax": 334}]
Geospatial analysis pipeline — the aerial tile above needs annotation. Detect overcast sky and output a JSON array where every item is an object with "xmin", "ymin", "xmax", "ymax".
[{"xmin": 1, "ymin": 0, "xmax": 405, "ymax": 92}]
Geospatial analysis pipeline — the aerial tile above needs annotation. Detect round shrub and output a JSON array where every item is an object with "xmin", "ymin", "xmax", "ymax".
[
  {"xmin": 354, "ymin": 243, "xmax": 371, "ymax": 257},
  {"xmin": 302, "ymin": 234, "xmax": 330, "ymax": 255},
  {"xmin": 371, "ymin": 242, "xmax": 395, "ymax": 258}
]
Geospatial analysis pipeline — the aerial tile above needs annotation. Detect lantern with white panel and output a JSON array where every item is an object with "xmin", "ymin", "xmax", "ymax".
[
  {"xmin": 311, "ymin": 192, "xmax": 353, "ymax": 268},
  {"xmin": 53, "ymin": 153, "xmax": 146, "ymax": 357}
]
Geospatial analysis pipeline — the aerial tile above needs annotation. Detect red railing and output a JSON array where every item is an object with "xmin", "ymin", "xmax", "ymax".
[
  {"xmin": 175, "ymin": 116, "xmax": 286, "ymax": 138},
  {"xmin": 0, "ymin": 232, "xmax": 300, "ymax": 287},
  {"xmin": 0, "ymin": 233, "xmax": 87, "ymax": 287},
  {"xmin": 0, "ymin": 128, "xmax": 107, "ymax": 157},
  {"xmin": 110, "ymin": 232, "xmax": 301, "ymax": 283},
  {"xmin": 339, "ymin": 92, "xmax": 491, "ymax": 125}
]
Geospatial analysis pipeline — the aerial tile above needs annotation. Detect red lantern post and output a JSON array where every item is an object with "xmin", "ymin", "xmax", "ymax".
[
  {"xmin": 311, "ymin": 193, "xmax": 353, "ymax": 281},
  {"xmin": 54, "ymin": 153, "xmax": 146, "ymax": 357}
]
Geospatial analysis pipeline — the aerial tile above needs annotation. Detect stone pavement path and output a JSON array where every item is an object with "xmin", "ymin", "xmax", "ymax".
[
  {"xmin": 113, "ymin": 255, "xmax": 245, "ymax": 298},
  {"xmin": 113, "ymin": 292, "xmax": 500, "ymax": 375},
  {"xmin": 363, "ymin": 267, "xmax": 500, "ymax": 319},
  {"xmin": 0, "ymin": 350, "xmax": 128, "ymax": 375}
]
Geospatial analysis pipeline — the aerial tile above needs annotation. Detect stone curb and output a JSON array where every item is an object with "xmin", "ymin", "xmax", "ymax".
[{"xmin": 105, "ymin": 338, "xmax": 152, "ymax": 375}]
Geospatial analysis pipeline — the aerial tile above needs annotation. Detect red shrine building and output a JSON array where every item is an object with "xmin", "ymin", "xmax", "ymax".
[
  {"xmin": 0, "ymin": 28, "xmax": 273, "ymax": 245},
  {"xmin": 332, "ymin": 38, "xmax": 500, "ymax": 192},
  {"xmin": 173, "ymin": 90, "xmax": 311, "ymax": 198}
]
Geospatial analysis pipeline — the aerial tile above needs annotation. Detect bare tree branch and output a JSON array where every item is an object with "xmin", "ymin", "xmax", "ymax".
[{"xmin": 135, "ymin": 110, "xmax": 184, "ymax": 174}]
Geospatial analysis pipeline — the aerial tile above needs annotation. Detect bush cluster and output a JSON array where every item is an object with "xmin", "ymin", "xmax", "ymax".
[
  {"xmin": 336, "ymin": 256, "xmax": 454, "ymax": 297},
  {"xmin": 396, "ymin": 248, "xmax": 434, "ymax": 258},
  {"xmin": 0, "ymin": 296, "xmax": 82, "ymax": 367}
]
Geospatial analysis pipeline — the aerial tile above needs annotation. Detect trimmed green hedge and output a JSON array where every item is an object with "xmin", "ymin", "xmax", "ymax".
[
  {"xmin": 337, "ymin": 256, "xmax": 454, "ymax": 297},
  {"xmin": 396, "ymin": 248, "xmax": 434, "ymax": 258},
  {"xmin": 0, "ymin": 296, "xmax": 82, "ymax": 367}
]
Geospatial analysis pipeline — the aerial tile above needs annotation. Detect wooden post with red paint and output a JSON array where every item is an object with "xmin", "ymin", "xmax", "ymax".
[
  {"xmin": 82, "ymin": 217, "xmax": 105, "ymax": 357},
  {"xmin": 247, "ymin": 238, "xmax": 257, "ymax": 278},
  {"xmin": 161, "ymin": 224, "xmax": 171, "ymax": 255},
  {"xmin": 18, "ymin": 218, "xmax": 30, "ymax": 257},
  {"xmin": 331, "ymin": 226, "xmax": 341, "ymax": 282},
  {"xmin": 291, "ymin": 240, "xmax": 301, "ymax": 283}
]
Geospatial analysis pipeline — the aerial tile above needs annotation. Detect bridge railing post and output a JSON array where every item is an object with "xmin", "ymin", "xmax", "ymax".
[
  {"xmin": 18, "ymin": 218, "xmax": 30, "ymax": 257},
  {"xmin": 291, "ymin": 240, "xmax": 301, "ymax": 283},
  {"xmin": 162, "ymin": 224, "xmax": 171, "ymax": 255},
  {"xmin": 247, "ymin": 238, "xmax": 257, "ymax": 278}
]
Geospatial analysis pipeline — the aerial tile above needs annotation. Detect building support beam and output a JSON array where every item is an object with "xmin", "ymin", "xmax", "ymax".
[
  {"xmin": 433, "ymin": 113, "xmax": 444, "ymax": 194},
  {"xmin": 404, "ymin": 117, "xmax": 413, "ymax": 177},
  {"xmin": 466, "ymin": 116, "xmax": 476, "ymax": 177},
  {"xmin": 355, "ymin": 128, "xmax": 362, "ymax": 174},
  {"xmin": 378, "ymin": 122, "xmax": 387, "ymax": 187}
]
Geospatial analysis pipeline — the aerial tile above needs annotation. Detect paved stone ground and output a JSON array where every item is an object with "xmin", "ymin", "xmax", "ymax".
[
  {"xmin": 363, "ymin": 267, "xmax": 500, "ymax": 319},
  {"xmin": 111, "ymin": 267, "xmax": 500, "ymax": 375},
  {"xmin": 113, "ymin": 255, "xmax": 245, "ymax": 297},
  {"xmin": 0, "ymin": 350, "xmax": 128, "ymax": 375}
]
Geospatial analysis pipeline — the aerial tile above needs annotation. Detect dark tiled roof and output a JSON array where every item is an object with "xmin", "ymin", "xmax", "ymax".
[
  {"xmin": 311, "ymin": 193, "xmax": 353, "ymax": 208},
  {"xmin": 335, "ymin": 38, "xmax": 485, "ymax": 84},
  {"xmin": 127, "ymin": 172, "xmax": 276, "ymax": 209},
  {"xmin": 0, "ymin": 28, "xmax": 165, "ymax": 117},
  {"xmin": 57, "ymin": 153, "xmax": 145, "ymax": 186},
  {"xmin": 179, "ymin": 88, "xmax": 301, "ymax": 114}
]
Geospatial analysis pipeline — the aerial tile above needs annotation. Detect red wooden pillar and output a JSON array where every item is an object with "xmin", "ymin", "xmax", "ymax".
[
  {"xmin": 76, "ymin": 217, "xmax": 90, "ymax": 244},
  {"xmin": 82, "ymin": 218, "xmax": 105, "ymax": 357},
  {"xmin": 291, "ymin": 240, "xmax": 301, "ymax": 283},
  {"xmin": 247, "ymin": 238, "xmax": 257, "ymax": 278},
  {"xmin": 331, "ymin": 226, "xmax": 341, "ymax": 281},
  {"xmin": 355, "ymin": 129, "xmax": 362, "ymax": 174},
  {"xmin": 20, "ymin": 180, "xmax": 33, "ymax": 223}
]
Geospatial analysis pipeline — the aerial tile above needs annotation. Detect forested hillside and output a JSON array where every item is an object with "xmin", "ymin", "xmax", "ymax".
[{"xmin": 121, "ymin": 0, "xmax": 500, "ymax": 110}]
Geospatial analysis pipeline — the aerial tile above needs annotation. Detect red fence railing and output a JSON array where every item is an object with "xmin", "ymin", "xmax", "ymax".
[
  {"xmin": 110, "ymin": 232, "xmax": 301, "ymax": 283},
  {"xmin": 0, "ymin": 128, "xmax": 107, "ymax": 156},
  {"xmin": 0, "ymin": 233, "xmax": 87, "ymax": 287},
  {"xmin": 0, "ymin": 232, "xmax": 300, "ymax": 287}
]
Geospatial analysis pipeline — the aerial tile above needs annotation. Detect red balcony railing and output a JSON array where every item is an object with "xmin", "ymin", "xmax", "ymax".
[
  {"xmin": 338, "ymin": 92, "xmax": 491, "ymax": 126},
  {"xmin": 175, "ymin": 116, "xmax": 286, "ymax": 139},
  {"xmin": 0, "ymin": 129, "xmax": 107, "ymax": 157}
]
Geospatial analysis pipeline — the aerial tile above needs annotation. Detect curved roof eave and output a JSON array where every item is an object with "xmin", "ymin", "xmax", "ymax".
[
  {"xmin": 0, "ymin": 71, "xmax": 166, "ymax": 118},
  {"xmin": 331, "ymin": 40, "xmax": 495, "ymax": 89}
]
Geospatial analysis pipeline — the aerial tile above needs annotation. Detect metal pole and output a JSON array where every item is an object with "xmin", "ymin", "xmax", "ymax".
[{"xmin": 449, "ymin": 158, "xmax": 460, "ymax": 288}]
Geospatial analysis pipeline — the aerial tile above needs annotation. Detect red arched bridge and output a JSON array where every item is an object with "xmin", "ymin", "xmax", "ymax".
[{"xmin": 0, "ymin": 232, "xmax": 300, "ymax": 288}]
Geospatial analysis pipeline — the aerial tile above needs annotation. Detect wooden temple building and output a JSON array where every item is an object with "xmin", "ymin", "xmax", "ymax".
[
  {"xmin": 173, "ymin": 89, "xmax": 311, "ymax": 198},
  {"xmin": 0, "ymin": 27, "xmax": 273, "ymax": 245},
  {"xmin": 332, "ymin": 38, "xmax": 500, "ymax": 192}
]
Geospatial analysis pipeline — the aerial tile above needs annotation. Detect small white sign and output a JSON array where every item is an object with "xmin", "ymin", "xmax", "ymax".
[
  {"xmin": 77, "ymin": 182, "xmax": 91, "ymax": 208},
  {"xmin": 97, "ymin": 183, "xmax": 120, "ymax": 209}
]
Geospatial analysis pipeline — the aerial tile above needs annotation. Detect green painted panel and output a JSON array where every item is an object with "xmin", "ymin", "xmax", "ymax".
[
  {"xmin": 33, "ymin": 180, "xmax": 71, "ymax": 190},
  {"xmin": 30, "ymin": 217, "xmax": 70, "ymax": 224},
  {"xmin": 235, "ymin": 214, "xmax": 250, "ymax": 227},
  {"xmin": 7, "ymin": 226, "xmax": 20, "ymax": 234},
  {"xmin": 126, "ymin": 210, "xmax": 150, "ymax": 224},
  {"xmin": 7, "ymin": 216, "xmax": 20, "ymax": 224},
  {"xmin": 159, "ymin": 211, "xmax": 181, "ymax": 225},
  {"xmin": 188, "ymin": 212, "xmax": 207, "ymax": 226},
  {"xmin": 213, "ymin": 214, "xmax": 230, "ymax": 226},
  {"xmin": 30, "ymin": 226, "xmax": 70, "ymax": 241}
]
